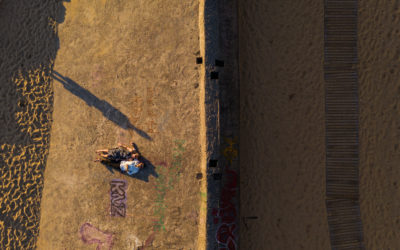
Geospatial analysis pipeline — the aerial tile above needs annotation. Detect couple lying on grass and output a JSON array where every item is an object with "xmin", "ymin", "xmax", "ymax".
[{"xmin": 94, "ymin": 142, "xmax": 144, "ymax": 175}]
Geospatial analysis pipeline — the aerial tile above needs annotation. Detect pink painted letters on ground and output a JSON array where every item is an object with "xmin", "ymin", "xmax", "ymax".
[
  {"xmin": 110, "ymin": 179, "xmax": 127, "ymax": 217},
  {"xmin": 80, "ymin": 223, "xmax": 113, "ymax": 250}
]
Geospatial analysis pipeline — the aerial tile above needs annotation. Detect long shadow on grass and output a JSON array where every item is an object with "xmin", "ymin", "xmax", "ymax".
[{"xmin": 51, "ymin": 71, "xmax": 152, "ymax": 141}]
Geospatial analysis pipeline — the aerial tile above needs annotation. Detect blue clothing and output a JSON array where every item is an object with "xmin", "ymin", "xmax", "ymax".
[{"xmin": 120, "ymin": 159, "xmax": 141, "ymax": 175}]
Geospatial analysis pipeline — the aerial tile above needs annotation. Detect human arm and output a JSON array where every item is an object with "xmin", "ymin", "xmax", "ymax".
[{"xmin": 116, "ymin": 143, "xmax": 134, "ymax": 152}]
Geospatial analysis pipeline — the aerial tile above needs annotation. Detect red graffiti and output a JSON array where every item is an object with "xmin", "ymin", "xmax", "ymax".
[
  {"xmin": 216, "ymin": 224, "xmax": 237, "ymax": 250},
  {"xmin": 224, "ymin": 169, "xmax": 238, "ymax": 189},
  {"xmin": 213, "ymin": 165, "xmax": 238, "ymax": 249},
  {"xmin": 213, "ymin": 200, "xmax": 236, "ymax": 224},
  {"xmin": 80, "ymin": 223, "xmax": 113, "ymax": 250}
]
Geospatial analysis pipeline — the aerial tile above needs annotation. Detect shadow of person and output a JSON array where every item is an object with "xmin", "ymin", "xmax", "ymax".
[
  {"xmin": 101, "ymin": 155, "xmax": 158, "ymax": 183},
  {"xmin": 55, "ymin": 0, "xmax": 70, "ymax": 24},
  {"xmin": 52, "ymin": 71, "xmax": 152, "ymax": 141}
]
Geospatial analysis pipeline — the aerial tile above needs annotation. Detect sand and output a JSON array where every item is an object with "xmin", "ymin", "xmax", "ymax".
[
  {"xmin": 0, "ymin": 0, "xmax": 60, "ymax": 248},
  {"xmin": 239, "ymin": 0, "xmax": 400, "ymax": 249},
  {"xmin": 238, "ymin": 0, "xmax": 331, "ymax": 249},
  {"xmin": 358, "ymin": 0, "xmax": 400, "ymax": 249}
]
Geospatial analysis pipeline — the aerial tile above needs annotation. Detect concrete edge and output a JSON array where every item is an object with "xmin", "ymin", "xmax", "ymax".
[
  {"xmin": 200, "ymin": 0, "xmax": 240, "ymax": 249},
  {"xmin": 198, "ymin": 0, "xmax": 221, "ymax": 249}
]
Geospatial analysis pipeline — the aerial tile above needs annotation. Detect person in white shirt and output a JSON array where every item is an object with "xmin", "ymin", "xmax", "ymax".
[
  {"xmin": 119, "ymin": 158, "xmax": 144, "ymax": 175},
  {"xmin": 94, "ymin": 142, "xmax": 144, "ymax": 175}
]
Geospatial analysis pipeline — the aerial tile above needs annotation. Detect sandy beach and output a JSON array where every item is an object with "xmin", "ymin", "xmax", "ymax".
[
  {"xmin": 0, "ymin": 0, "xmax": 60, "ymax": 248},
  {"xmin": 239, "ymin": 0, "xmax": 331, "ymax": 249},
  {"xmin": 240, "ymin": 0, "xmax": 400, "ymax": 249},
  {"xmin": 359, "ymin": 0, "xmax": 400, "ymax": 248}
]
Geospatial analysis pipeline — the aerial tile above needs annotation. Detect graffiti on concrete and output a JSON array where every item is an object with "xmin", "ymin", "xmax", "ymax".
[
  {"xmin": 213, "ymin": 137, "xmax": 238, "ymax": 249},
  {"xmin": 110, "ymin": 179, "xmax": 127, "ymax": 217},
  {"xmin": 80, "ymin": 223, "xmax": 113, "ymax": 250},
  {"xmin": 212, "ymin": 168, "xmax": 238, "ymax": 250},
  {"xmin": 216, "ymin": 223, "xmax": 237, "ymax": 250},
  {"xmin": 222, "ymin": 137, "xmax": 238, "ymax": 164}
]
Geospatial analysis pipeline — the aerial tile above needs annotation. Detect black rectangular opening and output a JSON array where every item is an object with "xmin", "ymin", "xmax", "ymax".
[
  {"xmin": 196, "ymin": 57, "xmax": 203, "ymax": 64},
  {"xmin": 215, "ymin": 59, "xmax": 224, "ymax": 67},
  {"xmin": 210, "ymin": 72, "xmax": 219, "ymax": 79},
  {"xmin": 196, "ymin": 173, "xmax": 203, "ymax": 179},
  {"xmin": 209, "ymin": 159, "xmax": 218, "ymax": 168}
]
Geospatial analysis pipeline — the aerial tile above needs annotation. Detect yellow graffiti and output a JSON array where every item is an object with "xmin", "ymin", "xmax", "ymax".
[{"xmin": 222, "ymin": 137, "xmax": 238, "ymax": 164}]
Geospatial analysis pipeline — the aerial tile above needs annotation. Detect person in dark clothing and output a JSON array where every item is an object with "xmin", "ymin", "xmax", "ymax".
[
  {"xmin": 94, "ymin": 142, "xmax": 140, "ymax": 162},
  {"xmin": 94, "ymin": 142, "xmax": 144, "ymax": 175}
]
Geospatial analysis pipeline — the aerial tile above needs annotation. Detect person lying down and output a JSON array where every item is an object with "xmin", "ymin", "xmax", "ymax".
[{"xmin": 94, "ymin": 142, "xmax": 144, "ymax": 175}]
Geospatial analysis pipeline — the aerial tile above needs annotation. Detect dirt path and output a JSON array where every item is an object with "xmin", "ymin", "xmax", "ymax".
[{"xmin": 36, "ymin": 1, "xmax": 204, "ymax": 249}]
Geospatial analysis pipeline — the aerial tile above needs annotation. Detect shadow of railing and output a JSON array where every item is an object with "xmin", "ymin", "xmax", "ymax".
[{"xmin": 52, "ymin": 71, "xmax": 152, "ymax": 141}]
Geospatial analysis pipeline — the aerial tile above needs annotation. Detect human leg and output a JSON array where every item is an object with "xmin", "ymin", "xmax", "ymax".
[
  {"xmin": 100, "ymin": 153, "xmax": 109, "ymax": 158},
  {"xmin": 96, "ymin": 149, "xmax": 109, "ymax": 154},
  {"xmin": 99, "ymin": 155, "xmax": 120, "ymax": 170}
]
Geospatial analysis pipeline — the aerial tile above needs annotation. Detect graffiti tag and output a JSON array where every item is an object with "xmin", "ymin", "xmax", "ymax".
[
  {"xmin": 110, "ymin": 179, "xmax": 127, "ymax": 217},
  {"xmin": 213, "ymin": 137, "xmax": 238, "ymax": 249},
  {"xmin": 80, "ymin": 223, "xmax": 113, "ymax": 250}
]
